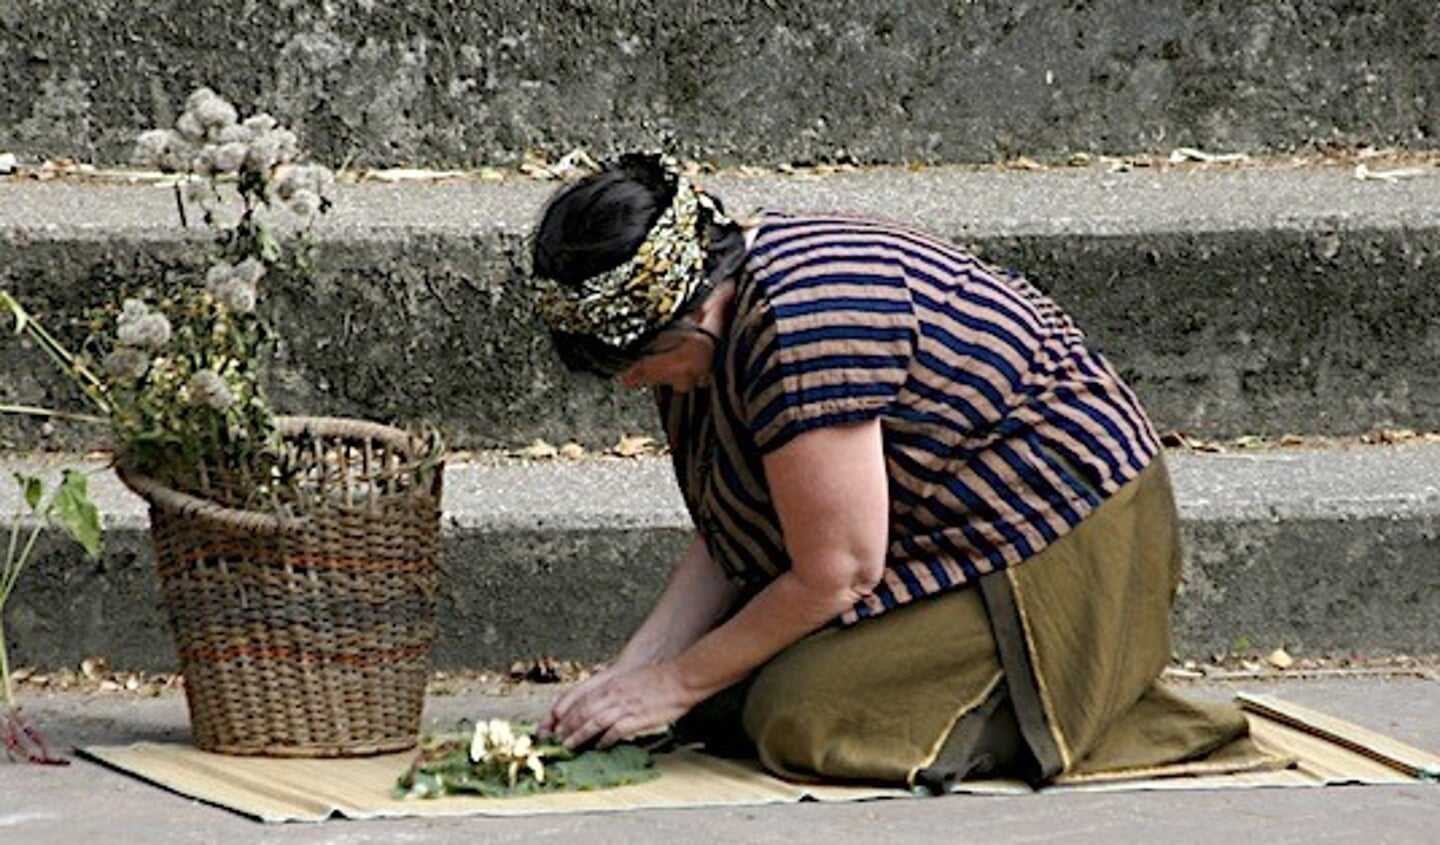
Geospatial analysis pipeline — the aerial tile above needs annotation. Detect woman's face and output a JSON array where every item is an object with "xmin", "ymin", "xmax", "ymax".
[{"xmin": 617, "ymin": 323, "xmax": 718, "ymax": 393}]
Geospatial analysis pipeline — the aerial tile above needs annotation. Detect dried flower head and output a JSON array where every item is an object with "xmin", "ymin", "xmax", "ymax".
[
  {"xmin": 212, "ymin": 279, "xmax": 257, "ymax": 314},
  {"xmin": 175, "ymin": 111, "xmax": 206, "ymax": 144},
  {"xmin": 245, "ymin": 129, "xmax": 300, "ymax": 172},
  {"xmin": 232, "ymin": 257, "xmax": 266, "ymax": 286},
  {"xmin": 210, "ymin": 142, "xmax": 249, "ymax": 174},
  {"xmin": 275, "ymin": 164, "xmax": 335, "ymax": 201},
  {"xmin": 242, "ymin": 113, "xmax": 278, "ymax": 134},
  {"xmin": 115, "ymin": 300, "xmax": 172, "ymax": 349},
  {"xmin": 184, "ymin": 88, "xmax": 239, "ymax": 137},
  {"xmin": 102, "ymin": 347, "xmax": 151, "ymax": 381},
  {"xmin": 186, "ymin": 369, "xmax": 235, "ymax": 411},
  {"xmin": 214, "ymin": 124, "xmax": 256, "ymax": 146},
  {"xmin": 132, "ymin": 129, "xmax": 194, "ymax": 172}
]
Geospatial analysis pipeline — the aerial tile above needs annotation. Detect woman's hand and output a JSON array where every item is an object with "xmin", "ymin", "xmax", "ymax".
[{"xmin": 542, "ymin": 663, "xmax": 699, "ymax": 750}]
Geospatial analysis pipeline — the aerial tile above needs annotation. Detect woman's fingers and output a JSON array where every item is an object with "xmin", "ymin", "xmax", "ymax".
[
  {"xmin": 548, "ymin": 665, "xmax": 689, "ymax": 749},
  {"xmin": 543, "ymin": 669, "xmax": 613, "ymax": 738}
]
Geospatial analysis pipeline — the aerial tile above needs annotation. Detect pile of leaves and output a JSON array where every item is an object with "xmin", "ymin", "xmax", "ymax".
[{"xmin": 395, "ymin": 718, "xmax": 659, "ymax": 799}]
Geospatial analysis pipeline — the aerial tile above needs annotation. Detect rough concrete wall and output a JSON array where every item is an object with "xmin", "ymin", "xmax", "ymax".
[
  {"xmin": 5, "ymin": 222, "xmax": 1438, "ymax": 451},
  {"xmin": 8, "ymin": 515, "xmax": 1435, "ymax": 671},
  {"xmin": 1, "ymin": 0, "xmax": 1436, "ymax": 167}
]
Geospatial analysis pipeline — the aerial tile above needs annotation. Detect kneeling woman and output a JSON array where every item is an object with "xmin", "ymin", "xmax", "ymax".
[{"xmin": 533, "ymin": 154, "xmax": 1253, "ymax": 788}]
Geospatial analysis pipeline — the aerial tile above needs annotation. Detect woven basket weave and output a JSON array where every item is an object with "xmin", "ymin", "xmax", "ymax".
[{"xmin": 119, "ymin": 416, "xmax": 443, "ymax": 757}]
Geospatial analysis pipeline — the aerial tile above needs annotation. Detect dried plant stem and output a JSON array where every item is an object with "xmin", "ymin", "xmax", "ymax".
[
  {"xmin": 0, "ymin": 404, "xmax": 107, "ymax": 424},
  {"xmin": 0, "ymin": 293, "xmax": 112, "ymax": 416},
  {"xmin": 3, "ymin": 515, "xmax": 46, "ymax": 709}
]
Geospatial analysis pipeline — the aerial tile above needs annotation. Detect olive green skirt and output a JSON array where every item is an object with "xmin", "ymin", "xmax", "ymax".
[{"xmin": 712, "ymin": 457, "xmax": 1267, "ymax": 788}]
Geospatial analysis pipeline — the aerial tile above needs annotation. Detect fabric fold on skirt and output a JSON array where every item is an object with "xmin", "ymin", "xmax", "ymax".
[{"xmin": 739, "ymin": 457, "xmax": 1277, "ymax": 788}]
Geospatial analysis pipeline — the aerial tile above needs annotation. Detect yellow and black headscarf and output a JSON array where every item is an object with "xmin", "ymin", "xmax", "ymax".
[{"xmin": 534, "ymin": 159, "xmax": 731, "ymax": 350}]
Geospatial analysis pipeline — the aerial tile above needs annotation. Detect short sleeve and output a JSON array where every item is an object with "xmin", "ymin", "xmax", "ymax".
[{"xmin": 738, "ymin": 272, "xmax": 916, "ymax": 454}]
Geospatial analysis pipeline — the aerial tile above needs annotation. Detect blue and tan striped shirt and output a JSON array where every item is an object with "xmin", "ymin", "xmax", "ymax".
[{"xmin": 659, "ymin": 212, "xmax": 1162, "ymax": 625}]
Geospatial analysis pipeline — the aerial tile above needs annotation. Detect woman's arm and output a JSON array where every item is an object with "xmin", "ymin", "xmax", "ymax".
[
  {"xmin": 542, "ymin": 532, "xmax": 740, "ymax": 734},
  {"xmin": 548, "ymin": 418, "xmax": 889, "ymax": 748},
  {"xmin": 609, "ymin": 533, "xmax": 743, "ymax": 671}
]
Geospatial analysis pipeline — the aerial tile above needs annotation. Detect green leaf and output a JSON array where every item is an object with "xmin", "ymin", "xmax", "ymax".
[
  {"xmin": 393, "ymin": 724, "xmax": 658, "ymax": 800},
  {"xmin": 550, "ymin": 745, "xmax": 660, "ymax": 791},
  {"xmin": 256, "ymin": 226, "xmax": 282, "ymax": 263},
  {"xmin": 49, "ymin": 470, "xmax": 102, "ymax": 559},
  {"xmin": 14, "ymin": 473, "xmax": 42, "ymax": 512}
]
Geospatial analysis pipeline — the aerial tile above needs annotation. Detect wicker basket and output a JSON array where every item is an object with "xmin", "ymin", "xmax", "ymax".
[{"xmin": 118, "ymin": 416, "xmax": 444, "ymax": 757}]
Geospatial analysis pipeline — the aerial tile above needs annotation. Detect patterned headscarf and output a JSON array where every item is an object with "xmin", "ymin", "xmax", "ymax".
[{"xmin": 534, "ymin": 162, "xmax": 730, "ymax": 349}]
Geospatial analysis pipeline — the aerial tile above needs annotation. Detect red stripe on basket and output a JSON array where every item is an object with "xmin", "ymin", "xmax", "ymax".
[{"xmin": 179, "ymin": 641, "xmax": 433, "ymax": 666}]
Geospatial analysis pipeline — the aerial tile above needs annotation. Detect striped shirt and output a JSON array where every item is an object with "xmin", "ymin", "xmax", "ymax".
[{"xmin": 659, "ymin": 212, "xmax": 1162, "ymax": 624}]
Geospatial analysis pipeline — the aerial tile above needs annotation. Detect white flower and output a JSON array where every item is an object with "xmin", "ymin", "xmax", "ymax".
[
  {"xmin": 288, "ymin": 188, "xmax": 322, "ymax": 217},
  {"xmin": 205, "ymin": 261, "xmax": 235, "ymax": 289},
  {"xmin": 120, "ymin": 298, "xmax": 150, "ymax": 320},
  {"xmin": 175, "ymin": 111, "xmax": 206, "ymax": 143},
  {"xmin": 103, "ymin": 347, "xmax": 150, "ymax": 380},
  {"xmin": 232, "ymin": 257, "xmax": 266, "ymax": 286},
  {"xmin": 242, "ymin": 113, "xmax": 278, "ymax": 134},
  {"xmin": 275, "ymin": 164, "xmax": 334, "ymax": 201},
  {"xmin": 185, "ymin": 88, "xmax": 239, "ymax": 137},
  {"xmin": 115, "ymin": 300, "xmax": 172, "ymax": 349},
  {"xmin": 467, "ymin": 719, "xmax": 547, "ymax": 787},
  {"xmin": 214, "ymin": 124, "xmax": 255, "ymax": 145},
  {"xmin": 132, "ymin": 129, "xmax": 176, "ymax": 168},
  {"xmin": 213, "ymin": 279, "xmax": 257, "ymax": 314},
  {"xmin": 245, "ymin": 128, "xmax": 300, "ymax": 171},
  {"xmin": 132, "ymin": 129, "xmax": 194, "ymax": 172},
  {"xmin": 211, "ymin": 142, "xmax": 249, "ymax": 174},
  {"xmin": 187, "ymin": 369, "xmax": 235, "ymax": 410}
]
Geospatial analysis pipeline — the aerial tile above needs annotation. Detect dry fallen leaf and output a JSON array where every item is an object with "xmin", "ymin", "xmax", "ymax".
[
  {"xmin": 80, "ymin": 656, "xmax": 108, "ymax": 680},
  {"xmin": 1363, "ymin": 428, "xmax": 1418, "ymax": 445},
  {"xmin": 1010, "ymin": 156, "xmax": 1045, "ymax": 171},
  {"xmin": 612, "ymin": 435, "xmax": 655, "ymax": 457},
  {"xmin": 360, "ymin": 168, "xmax": 468, "ymax": 183},
  {"xmin": 506, "ymin": 656, "xmax": 586, "ymax": 684},
  {"xmin": 557, "ymin": 442, "xmax": 586, "ymax": 460},
  {"xmin": 1354, "ymin": 163, "xmax": 1430, "ymax": 183},
  {"xmin": 1267, "ymin": 648, "xmax": 1295, "ymax": 670},
  {"xmin": 517, "ymin": 439, "xmax": 559, "ymax": 460},
  {"xmin": 1169, "ymin": 147, "xmax": 1249, "ymax": 164}
]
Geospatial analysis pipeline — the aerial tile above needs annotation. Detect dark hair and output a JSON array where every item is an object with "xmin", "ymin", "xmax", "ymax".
[{"xmin": 531, "ymin": 153, "xmax": 747, "ymax": 377}]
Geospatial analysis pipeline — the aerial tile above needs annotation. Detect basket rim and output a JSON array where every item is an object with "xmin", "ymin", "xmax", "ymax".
[{"xmin": 117, "ymin": 415, "xmax": 444, "ymax": 536}]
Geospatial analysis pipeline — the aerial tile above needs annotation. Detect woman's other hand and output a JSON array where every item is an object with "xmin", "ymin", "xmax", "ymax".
[{"xmin": 542, "ymin": 663, "xmax": 697, "ymax": 749}]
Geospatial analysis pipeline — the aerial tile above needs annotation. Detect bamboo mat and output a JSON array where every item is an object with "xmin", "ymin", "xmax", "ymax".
[{"xmin": 80, "ymin": 694, "xmax": 1439, "ymax": 824}]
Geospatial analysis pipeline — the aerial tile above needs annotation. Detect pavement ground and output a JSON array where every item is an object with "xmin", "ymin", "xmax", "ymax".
[{"xmin": 2, "ymin": 672, "xmax": 1437, "ymax": 845}]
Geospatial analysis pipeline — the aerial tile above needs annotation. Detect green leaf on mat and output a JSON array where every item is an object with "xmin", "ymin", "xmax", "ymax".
[{"xmin": 393, "ymin": 724, "xmax": 659, "ymax": 800}]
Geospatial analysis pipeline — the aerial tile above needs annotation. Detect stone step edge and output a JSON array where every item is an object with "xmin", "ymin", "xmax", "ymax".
[{"xmin": 5, "ymin": 443, "xmax": 1440, "ymax": 532}]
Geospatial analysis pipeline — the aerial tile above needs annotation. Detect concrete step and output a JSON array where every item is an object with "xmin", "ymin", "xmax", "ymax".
[
  {"xmin": 1, "ymin": 1, "xmax": 1437, "ymax": 167},
  {"xmin": 3, "ymin": 443, "xmax": 1437, "ymax": 671},
  {"xmin": 3, "ymin": 163, "xmax": 1440, "ymax": 450}
]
